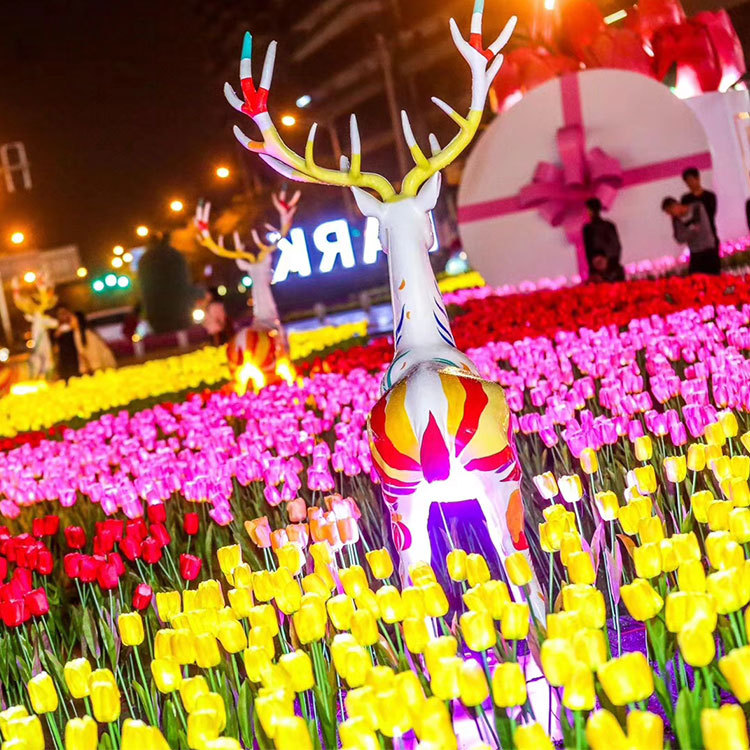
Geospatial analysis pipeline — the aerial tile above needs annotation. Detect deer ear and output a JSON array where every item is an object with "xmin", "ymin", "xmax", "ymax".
[
  {"xmin": 415, "ymin": 172, "xmax": 442, "ymax": 212},
  {"xmin": 351, "ymin": 186, "xmax": 385, "ymax": 220}
]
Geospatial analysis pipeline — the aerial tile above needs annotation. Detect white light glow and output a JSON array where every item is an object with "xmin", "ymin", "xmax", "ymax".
[
  {"xmin": 604, "ymin": 9, "xmax": 627, "ymax": 24},
  {"xmin": 296, "ymin": 95, "xmax": 312, "ymax": 109}
]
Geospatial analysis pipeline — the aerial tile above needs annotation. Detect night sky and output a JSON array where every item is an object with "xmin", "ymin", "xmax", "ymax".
[{"xmin": 0, "ymin": 0, "xmax": 248, "ymax": 270}]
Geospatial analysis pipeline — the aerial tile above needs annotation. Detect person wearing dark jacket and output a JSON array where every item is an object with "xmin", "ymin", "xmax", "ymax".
[
  {"xmin": 54, "ymin": 307, "xmax": 80, "ymax": 380},
  {"xmin": 582, "ymin": 197, "xmax": 625, "ymax": 283},
  {"xmin": 681, "ymin": 167, "xmax": 718, "ymax": 246},
  {"xmin": 662, "ymin": 196, "xmax": 720, "ymax": 275}
]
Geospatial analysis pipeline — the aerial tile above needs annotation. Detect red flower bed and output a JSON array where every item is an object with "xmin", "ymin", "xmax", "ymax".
[{"xmin": 302, "ymin": 274, "xmax": 750, "ymax": 376}]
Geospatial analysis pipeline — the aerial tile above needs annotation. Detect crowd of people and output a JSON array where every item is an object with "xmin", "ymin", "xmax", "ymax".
[{"xmin": 583, "ymin": 166, "xmax": 721, "ymax": 282}]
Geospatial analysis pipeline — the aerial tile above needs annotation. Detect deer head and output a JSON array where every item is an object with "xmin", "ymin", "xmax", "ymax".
[
  {"xmin": 225, "ymin": 2, "xmax": 514, "ymax": 359},
  {"xmin": 11, "ymin": 274, "xmax": 57, "ymax": 317}
]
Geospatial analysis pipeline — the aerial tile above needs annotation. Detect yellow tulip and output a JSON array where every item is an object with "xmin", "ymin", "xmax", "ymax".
[
  {"xmin": 533, "ymin": 471, "xmax": 559, "ymax": 499},
  {"xmin": 197, "ymin": 579, "xmax": 224, "ymax": 610},
  {"xmin": 430, "ymin": 656, "xmax": 461, "ymax": 701},
  {"xmin": 659, "ymin": 538, "xmax": 679, "ymax": 573},
  {"xmin": 492, "ymin": 662, "xmax": 527, "ymax": 707},
  {"xmin": 633, "ymin": 465, "xmax": 657, "ymax": 494},
  {"xmin": 446, "ymin": 549, "xmax": 468, "ymax": 581},
  {"xmin": 339, "ymin": 717, "xmax": 379, "ymax": 750},
  {"xmin": 403, "ymin": 617, "xmax": 430, "ymax": 654},
  {"xmin": 274, "ymin": 716, "xmax": 314, "ymax": 749},
  {"xmin": 720, "ymin": 411, "xmax": 739, "ymax": 438},
  {"xmin": 634, "ymin": 436, "xmax": 653, "ymax": 462},
  {"xmin": 351, "ymin": 609, "xmax": 378, "ymax": 647},
  {"xmin": 540, "ymin": 638, "xmax": 574, "ymax": 686},
  {"xmin": 705, "ymin": 421, "xmax": 727, "ymax": 447},
  {"xmin": 678, "ymin": 559, "xmax": 706, "ymax": 593},
  {"xmin": 597, "ymin": 652, "xmax": 654, "ymax": 706},
  {"xmin": 232, "ymin": 562, "xmax": 253, "ymax": 589},
  {"xmin": 65, "ymin": 715, "xmax": 98, "ymax": 750},
  {"xmin": 3, "ymin": 715, "xmax": 44, "ymax": 750},
  {"xmin": 460, "ymin": 611, "xmax": 495, "ymax": 652},
  {"xmin": 566, "ymin": 551, "xmax": 596, "ymax": 585},
  {"xmin": 559, "ymin": 532, "xmax": 582, "ymax": 566},
  {"xmin": 227, "ymin": 587, "xmax": 254, "ymax": 619},
  {"xmin": 255, "ymin": 690, "xmax": 294, "ymax": 739},
  {"xmin": 27, "ymin": 672, "xmax": 58, "ymax": 714},
  {"xmin": 466, "ymin": 554, "xmax": 490, "ymax": 586},
  {"xmin": 585, "ymin": 709, "xmax": 629, "ymax": 750},
  {"xmin": 708, "ymin": 499, "xmax": 732, "ymax": 531},
  {"xmin": 326, "ymin": 594, "xmax": 355, "ymax": 631},
  {"xmin": 707, "ymin": 568, "xmax": 750, "ymax": 613},
  {"xmin": 279, "ymin": 650, "xmax": 315, "ymax": 692},
  {"xmin": 155, "ymin": 590, "xmax": 181, "ymax": 622},
  {"xmin": 719, "ymin": 645, "xmax": 750, "ymax": 703},
  {"xmin": 64, "ymin": 658, "xmax": 92, "ymax": 700},
  {"xmin": 621, "ymin": 578, "xmax": 664, "ymax": 621},
  {"xmin": 562, "ymin": 584, "xmax": 606, "ymax": 628},
  {"xmin": 253, "ymin": 570, "xmax": 276, "ymax": 602},
  {"xmin": 341, "ymin": 565, "xmax": 369, "ymax": 598},
  {"xmin": 687, "ymin": 442, "xmax": 706, "ymax": 471},
  {"xmin": 151, "ymin": 658, "xmax": 182, "ymax": 693},
  {"xmin": 171, "ymin": 629, "xmax": 197, "ymax": 665},
  {"xmin": 217, "ymin": 544, "xmax": 241, "ymax": 579},
  {"xmin": 573, "ymin": 628, "xmax": 608, "ymax": 671},
  {"xmin": 180, "ymin": 675, "xmax": 209, "ymax": 712},
  {"xmin": 194, "ymin": 691, "xmax": 227, "ymax": 733},
  {"xmin": 118, "ymin": 612, "xmax": 145, "ymax": 647},
  {"xmin": 90, "ymin": 678, "xmax": 121, "ymax": 723},
  {"xmin": 458, "ymin": 659, "xmax": 489, "ymax": 707},
  {"xmin": 563, "ymin": 663, "xmax": 596, "ymax": 711},
  {"xmin": 365, "ymin": 548, "xmax": 394, "ymax": 580},
  {"xmin": 194, "ymin": 633, "xmax": 222, "ymax": 668},
  {"xmin": 409, "ymin": 562, "xmax": 436, "ymax": 587},
  {"xmin": 243, "ymin": 646, "xmax": 271, "ymax": 683},
  {"xmin": 559, "ymin": 474, "xmax": 583, "ymax": 503},
  {"xmin": 376, "ymin": 586, "xmax": 405, "ymax": 624},
  {"xmin": 579, "ymin": 447, "xmax": 599, "ymax": 475},
  {"xmin": 276, "ymin": 544, "xmax": 304, "ymax": 575},
  {"xmin": 678, "ymin": 624, "xmax": 716, "ymax": 667},
  {"xmin": 501, "ymin": 602, "xmax": 530, "ymax": 640},
  {"xmin": 217, "ymin": 620, "xmax": 247, "ymax": 654},
  {"xmin": 730, "ymin": 508, "xmax": 750, "ymax": 544},
  {"xmin": 421, "ymin": 583, "xmax": 449, "ymax": 618},
  {"xmin": 479, "ymin": 580, "xmax": 511, "ymax": 619},
  {"xmin": 514, "ymin": 722, "xmax": 554, "ymax": 750},
  {"xmin": 618, "ymin": 503, "xmax": 642, "ymax": 535},
  {"xmin": 701, "ymin": 703, "xmax": 749, "ymax": 750},
  {"xmin": 663, "ymin": 455, "xmax": 687, "ymax": 482},
  {"xmin": 504, "ymin": 551, "xmax": 532, "ymax": 586},
  {"xmin": 633, "ymin": 542, "xmax": 662, "ymax": 579},
  {"xmin": 293, "ymin": 602, "xmax": 327, "ymax": 644},
  {"xmin": 594, "ymin": 491, "xmax": 619, "ymax": 521},
  {"xmin": 545, "ymin": 611, "xmax": 580, "ymax": 640},
  {"xmin": 187, "ymin": 709, "xmax": 221, "ymax": 749},
  {"xmin": 394, "ymin": 669, "xmax": 425, "ymax": 712},
  {"xmin": 627, "ymin": 710, "xmax": 664, "ymax": 750},
  {"xmin": 638, "ymin": 515, "xmax": 664, "ymax": 543},
  {"xmin": 345, "ymin": 686, "xmax": 379, "ymax": 731}
]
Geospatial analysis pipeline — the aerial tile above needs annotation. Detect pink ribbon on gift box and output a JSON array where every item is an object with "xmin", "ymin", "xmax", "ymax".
[{"xmin": 459, "ymin": 73, "xmax": 713, "ymax": 278}]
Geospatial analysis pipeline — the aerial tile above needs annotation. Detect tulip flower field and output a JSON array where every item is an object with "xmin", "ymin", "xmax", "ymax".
[{"xmin": 4, "ymin": 274, "xmax": 750, "ymax": 748}]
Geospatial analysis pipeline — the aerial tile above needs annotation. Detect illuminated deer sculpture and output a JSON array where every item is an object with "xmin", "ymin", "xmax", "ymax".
[
  {"xmin": 226, "ymin": 1, "xmax": 544, "ymax": 616},
  {"xmin": 12, "ymin": 274, "xmax": 58, "ymax": 380},
  {"xmin": 195, "ymin": 191, "xmax": 299, "ymax": 392}
]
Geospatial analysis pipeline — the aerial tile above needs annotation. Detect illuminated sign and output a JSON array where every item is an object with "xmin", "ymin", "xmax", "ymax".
[{"xmin": 272, "ymin": 215, "xmax": 438, "ymax": 284}]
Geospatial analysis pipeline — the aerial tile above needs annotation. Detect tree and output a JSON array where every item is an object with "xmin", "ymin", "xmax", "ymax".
[{"xmin": 137, "ymin": 232, "xmax": 196, "ymax": 333}]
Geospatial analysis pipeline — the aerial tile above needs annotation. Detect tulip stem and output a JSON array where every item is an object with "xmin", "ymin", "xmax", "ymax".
[
  {"xmin": 46, "ymin": 714, "xmax": 64, "ymax": 750},
  {"xmin": 729, "ymin": 612, "xmax": 744, "ymax": 649},
  {"xmin": 132, "ymin": 648, "xmax": 157, "ymax": 725},
  {"xmin": 702, "ymin": 667, "xmax": 717, "ymax": 706},
  {"xmin": 548, "ymin": 554, "xmax": 554, "ymax": 613},
  {"xmin": 477, "ymin": 705, "xmax": 500, "ymax": 747},
  {"xmin": 574, "ymin": 709, "xmax": 584, "ymax": 750}
]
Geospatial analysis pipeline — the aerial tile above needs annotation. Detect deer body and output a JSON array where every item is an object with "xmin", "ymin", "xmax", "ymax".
[{"xmin": 225, "ymin": 1, "xmax": 545, "ymax": 617}]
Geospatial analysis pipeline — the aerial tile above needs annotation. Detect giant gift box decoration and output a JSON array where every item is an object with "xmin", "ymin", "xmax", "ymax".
[
  {"xmin": 195, "ymin": 191, "xmax": 299, "ymax": 392},
  {"xmin": 225, "ymin": 0, "xmax": 545, "ymax": 613},
  {"xmin": 458, "ymin": 68, "xmax": 713, "ymax": 286}
]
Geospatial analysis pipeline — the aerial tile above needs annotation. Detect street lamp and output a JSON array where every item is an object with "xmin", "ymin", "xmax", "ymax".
[
  {"xmin": 296, "ymin": 95, "xmax": 312, "ymax": 108},
  {"xmin": 122, "ymin": 252, "xmax": 133, "ymax": 263},
  {"xmin": 112, "ymin": 257, "xmax": 123, "ymax": 269},
  {"xmin": 281, "ymin": 115, "xmax": 296, "ymax": 127},
  {"xmin": 113, "ymin": 245, "xmax": 124, "ymax": 255},
  {"xmin": 170, "ymin": 199, "xmax": 184, "ymax": 213},
  {"xmin": 76, "ymin": 267, "xmax": 88, "ymax": 278},
  {"xmin": 10, "ymin": 231, "xmax": 25, "ymax": 245},
  {"xmin": 23, "ymin": 271, "xmax": 36, "ymax": 283},
  {"xmin": 215, "ymin": 166, "xmax": 230, "ymax": 179},
  {"xmin": 136, "ymin": 225, "xmax": 149, "ymax": 238}
]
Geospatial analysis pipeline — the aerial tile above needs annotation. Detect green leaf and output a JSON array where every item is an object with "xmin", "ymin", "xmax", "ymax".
[
  {"xmin": 238, "ymin": 681, "xmax": 253, "ymax": 747},
  {"xmin": 217, "ymin": 671, "xmax": 239, "ymax": 739},
  {"xmin": 652, "ymin": 673, "xmax": 674, "ymax": 721},
  {"xmin": 496, "ymin": 713, "xmax": 514, "ymax": 749},
  {"xmin": 674, "ymin": 688, "xmax": 693, "ymax": 750},
  {"xmin": 81, "ymin": 608, "xmax": 99, "ymax": 661},
  {"xmin": 560, "ymin": 702, "xmax": 575, "ymax": 749},
  {"xmin": 100, "ymin": 621, "xmax": 117, "ymax": 673},
  {"xmin": 164, "ymin": 699, "xmax": 180, "ymax": 749}
]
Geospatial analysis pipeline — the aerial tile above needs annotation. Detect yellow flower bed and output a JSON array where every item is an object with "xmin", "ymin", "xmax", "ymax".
[
  {"xmin": 288, "ymin": 321, "xmax": 368, "ymax": 361},
  {"xmin": 0, "ymin": 347, "xmax": 229, "ymax": 436},
  {"xmin": 438, "ymin": 271, "xmax": 485, "ymax": 294}
]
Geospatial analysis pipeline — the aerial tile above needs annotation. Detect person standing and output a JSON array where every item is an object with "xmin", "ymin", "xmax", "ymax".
[
  {"xmin": 681, "ymin": 167, "xmax": 719, "ymax": 246},
  {"xmin": 661, "ymin": 196, "xmax": 721, "ymax": 275},
  {"xmin": 54, "ymin": 307, "xmax": 80, "ymax": 380},
  {"xmin": 582, "ymin": 197, "xmax": 625, "ymax": 282},
  {"xmin": 73, "ymin": 312, "xmax": 116, "ymax": 374},
  {"xmin": 201, "ymin": 288, "xmax": 232, "ymax": 346}
]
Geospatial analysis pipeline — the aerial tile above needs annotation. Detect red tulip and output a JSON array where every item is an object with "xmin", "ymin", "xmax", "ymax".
[
  {"xmin": 64, "ymin": 553, "xmax": 83, "ymax": 579},
  {"xmin": 183, "ymin": 513, "xmax": 200, "ymax": 536},
  {"xmin": 179, "ymin": 554, "xmax": 202, "ymax": 581},
  {"xmin": 78, "ymin": 556, "xmax": 100, "ymax": 583},
  {"xmin": 93, "ymin": 528, "xmax": 116, "ymax": 556},
  {"xmin": 132, "ymin": 583, "xmax": 153, "ymax": 611},
  {"xmin": 0, "ymin": 557, "xmax": 7, "ymax": 582},
  {"xmin": 42, "ymin": 515, "xmax": 60, "ymax": 537},
  {"xmin": 141, "ymin": 538, "xmax": 163, "ymax": 566},
  {"xmin": 147, "ymin": 504, "xmax": 167, "ymax": 523},
  {"xmin": 126, "ymin": 519, "xmax": 148, "ymax": 542},
  {"xmin": 35, "ymin": 548, "xmax": 53, "ymax": 576},
  {"xmin": 149, "ymin": 523, "xmax": 171, "ymax": 547},
  {"xmin": 1, "ymin": 599, "xmax": 27, "ymax": 627},
  {"xmin": 25, "ymin": 588, "xmax": 49, "ymax": 617},
  {"xmin": 65, "ymin": 526, "xmax": 87, "ymax": 550},
  {"xmin": 97, "ymin": 562, "xmax": 119, "ymax": 591},
  {"xmin": 107, "ymin": 553, "xmax": 125, "ymax": 577},
  {"xmin": 120, "ymin": 536, "xmax": 142, "ymax": 562}
]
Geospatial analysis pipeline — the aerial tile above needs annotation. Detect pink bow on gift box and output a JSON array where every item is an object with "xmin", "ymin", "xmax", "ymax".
[{"xmin": 518, "ymin": 123, "xmax": 623, "ymax": 275}]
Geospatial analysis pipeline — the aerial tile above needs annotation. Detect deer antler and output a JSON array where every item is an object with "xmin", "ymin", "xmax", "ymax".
[
  {"xmin": 226, "ymin": 2, "xmax": 514, "ymax": 201},
  {"xmin": 195, "ymin": 189, "xmax": 301, "ymax": 265},
  {"xmin": 399, "ymin": 4, "xmax": 515, "ymax": 196},
  {"xmin": 225, "ymin": 34, "xmax": 396, "ymax": 201}
]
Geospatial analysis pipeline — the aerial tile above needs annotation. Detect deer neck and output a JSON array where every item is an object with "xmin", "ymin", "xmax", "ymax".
[
  {"xmin": 247, "ymin": 257, "xmax": 279, "ymax": 329},
  {"xmin": 385, "ymin": 221, "xmax": 456, "ymax": 358}
]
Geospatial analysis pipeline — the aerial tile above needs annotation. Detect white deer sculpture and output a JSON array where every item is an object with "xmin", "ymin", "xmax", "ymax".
[
  {"xmin": 225, "ymin": 1, "xmax": 544, "ymax": 617},
  {"xmin": 11, "ymin": 274, "xmax": 58, "ymax": 380}
]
